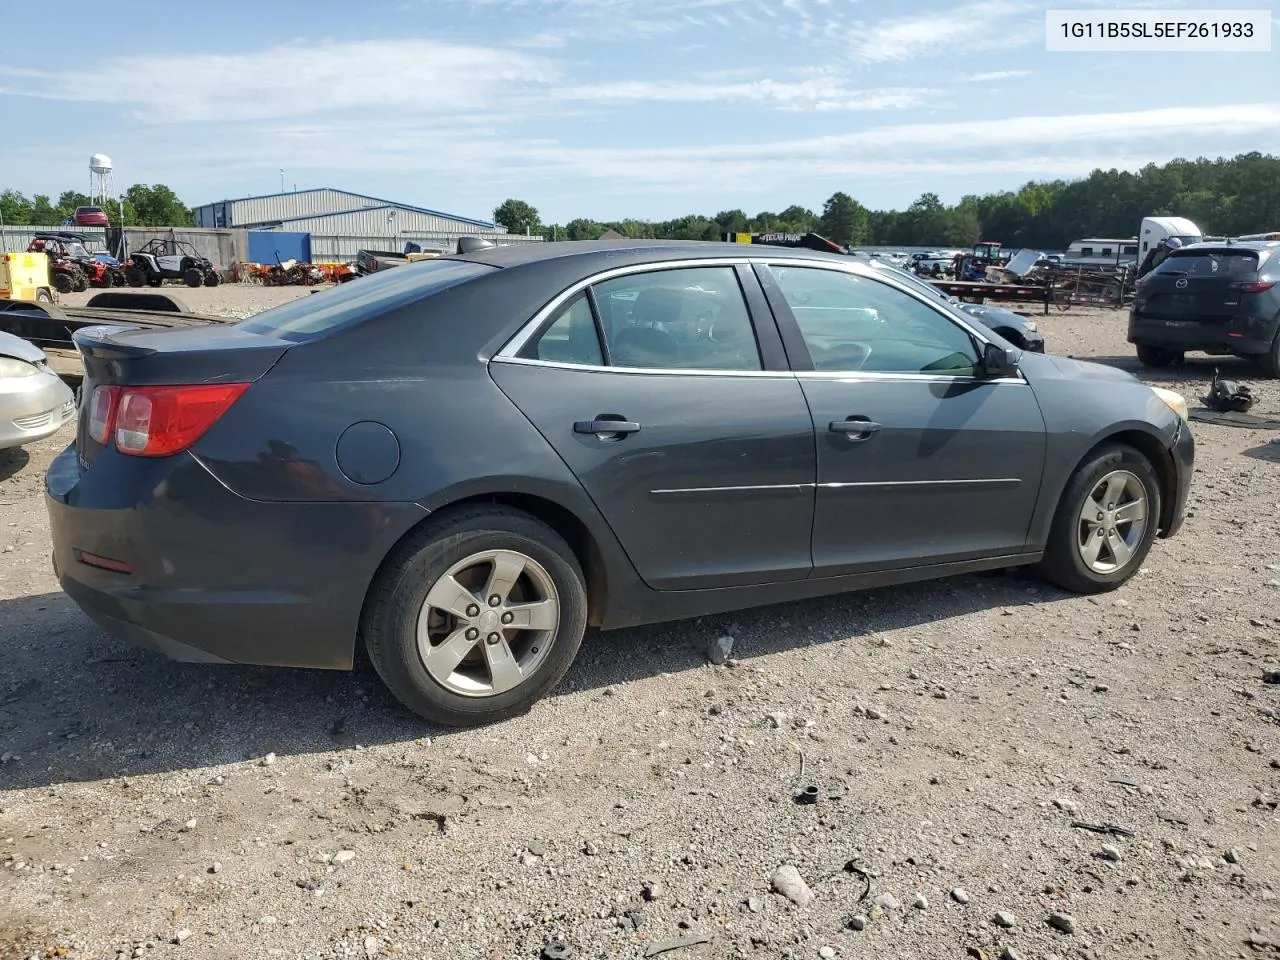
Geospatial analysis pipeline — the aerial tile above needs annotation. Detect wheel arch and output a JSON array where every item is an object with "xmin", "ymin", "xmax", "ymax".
[
  {"xmin": 1074, "ymin": 426, "xmax": 1179, "ymax": 537},
  {"xmin": 358, "ymin": 490, "xmax": 612, "ymax": 640}
]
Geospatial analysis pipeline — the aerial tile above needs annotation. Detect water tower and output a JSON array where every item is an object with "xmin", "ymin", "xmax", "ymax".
[{"xmin": 89, "ymin": 153, "xmax": 114, "ymax": 205}]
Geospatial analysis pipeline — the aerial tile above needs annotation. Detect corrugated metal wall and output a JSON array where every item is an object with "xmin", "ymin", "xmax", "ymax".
[
  {"xmin": 309, "ymin": 233, "xmax": 543, "ymax": 262},
  {"xmin": 1, "ymin": 225, "xmax": 108, "ymax": 253},
  {"xmin": 271, "ymin": 207, "xmax": 512, "ymax": 237},
  {"xmin": 227, "ymin": 189, "xmax": 382, "ymax": 227}
]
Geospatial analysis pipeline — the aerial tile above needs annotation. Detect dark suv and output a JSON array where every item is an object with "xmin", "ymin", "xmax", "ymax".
[{"xmin": 1128, "ymin": 241, "xmax": 1280, "ymax": 374}]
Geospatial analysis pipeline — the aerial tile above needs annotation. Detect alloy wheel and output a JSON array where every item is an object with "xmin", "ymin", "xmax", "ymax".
[
  {"xmin": 416, "ymin": 549, "xmax": 560, "ymax": 698},
  {"xmin": 1076, "ymin": 469, "xmax": 1148, "ymax": 574}
]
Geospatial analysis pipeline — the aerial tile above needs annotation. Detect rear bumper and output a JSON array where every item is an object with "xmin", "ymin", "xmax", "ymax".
[
  {"xmin": 45, "ymin": 443, "xmax": 424, "ymax": 669},
  {"xmin": 1128, "ymin": 311, "xmax": 1275, "ymax": 354},
  {"xmin": 1162, "ymin": 418, "xmax": 1195, "ymax": 539}
]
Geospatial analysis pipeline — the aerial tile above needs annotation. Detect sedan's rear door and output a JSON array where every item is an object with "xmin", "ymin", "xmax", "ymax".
[{"xmin": 490, "ymin": 261, "xmax": 816, "ymax": 591}]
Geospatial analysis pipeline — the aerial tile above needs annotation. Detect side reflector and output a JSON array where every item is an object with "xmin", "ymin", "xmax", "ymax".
[{"xmin": 74, "ymin": 549, "xmax": 133, "ymax": 574}]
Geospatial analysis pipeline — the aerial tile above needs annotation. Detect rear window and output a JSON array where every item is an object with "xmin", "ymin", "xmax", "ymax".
[
  {"xmin": 76, "ymin": 207, "xmax": 102, "ymax": 214},
  {"xmin": 1158, "ymin": 251, "xmax": 1261, "ymax": 278},
  {"xmin": 236, "ymin": 258, "xmax": 497, "ymax": 340}
]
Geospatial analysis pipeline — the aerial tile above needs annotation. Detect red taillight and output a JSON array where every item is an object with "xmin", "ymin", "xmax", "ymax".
[
  {"xmin": 1235, "ymin": 281, "xmax": 1275, "ymax": 293},
  {"xmin": 87, "ymin": 383, "xmax": 248, "ymax": 457}
]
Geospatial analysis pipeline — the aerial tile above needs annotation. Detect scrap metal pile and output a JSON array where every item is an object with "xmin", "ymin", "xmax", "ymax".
[
  {"xmin": 982, "ymin": 249, "xmax": 1134, "ymax": 311},
  {"xmin": 238, "ymin": 260, "xmax": 355, "ymax": 285}
]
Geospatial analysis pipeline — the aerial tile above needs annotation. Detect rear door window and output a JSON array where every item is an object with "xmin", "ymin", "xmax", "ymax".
[
  {"xmin": 591, "ymin": 267, "xmax": 763, "ymax": 371},
  {"xmin": 236, "ymin": 258, "xmax": 497, "ymax": 339}
]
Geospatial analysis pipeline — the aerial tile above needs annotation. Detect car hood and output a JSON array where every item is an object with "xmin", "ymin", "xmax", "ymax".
[
  {"xmin": 1019, "ymin": 352, "xmax": 1140, "ymax": 384},
  {"xmin": 0, "ymin": 331, "xmax": 49, "ymax": 365}
]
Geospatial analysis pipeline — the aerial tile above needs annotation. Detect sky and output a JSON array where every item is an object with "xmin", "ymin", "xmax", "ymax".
[{"xmin": 0, "ymin": 0, "xmax": 1277, "ymax": 224}]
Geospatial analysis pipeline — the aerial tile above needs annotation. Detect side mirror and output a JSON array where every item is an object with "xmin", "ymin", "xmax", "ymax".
[{"xmin": 980, "ymin": 341, "xmax": 1019, "ymax": 378}]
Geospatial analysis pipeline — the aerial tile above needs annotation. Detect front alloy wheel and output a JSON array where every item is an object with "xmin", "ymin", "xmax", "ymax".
[
  {"xmin": 1076, "ymin": 469, "xmax": 1148, "ymax": 574},
  {"xmin": 1037, "ymin": 442, "xmax": 1161, "ymax": 594}
]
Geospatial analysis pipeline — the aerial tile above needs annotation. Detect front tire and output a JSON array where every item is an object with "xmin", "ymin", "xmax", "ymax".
[
  {"xmin": 362, "ymin": 506, "xmax": 588, "ymax": 726},
  {"xmin": 51, "ymin": 272, "xmax": 74, "ymax": 294},
  {"xmin": 183, "ymin": 267, "xmax": 203, "ymax": 287},
  {"xmin": 1037, "ymin": 443, "xmax": 1161, "ymax": 594},
  {"xmin": 125, "ymin": 265, "xmax": 146, "ymax": 287}
]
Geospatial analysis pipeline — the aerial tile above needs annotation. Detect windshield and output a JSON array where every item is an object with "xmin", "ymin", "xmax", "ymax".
[
  {"xmin": 236, "ymin": 257, "xmax": 497, "ymax": 340},
  {"xmin": 869, "ymin": 262, "xmax": 949, "ymax": 302},
  {"xmin": 1158, "ymin": 251, "xmax": 1260, "ymax": 278},
  {"xmin": 67, "ymin": 243, "xmax": 90, "ymax": 258}
]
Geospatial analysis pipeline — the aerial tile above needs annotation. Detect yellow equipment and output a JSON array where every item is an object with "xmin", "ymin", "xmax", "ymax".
[{"xmin": 0, "ymin": 251, "xmax": 55, "ymax": 303}]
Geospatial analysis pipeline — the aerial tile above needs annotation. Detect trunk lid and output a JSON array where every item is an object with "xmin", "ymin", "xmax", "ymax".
[
  {"xmin": 73, "ymin": 322, "xmax": 290, "ymax": 466},
  {"xmin": 1138, "ymin": 250, "xmax": 1261, "ymax": 322}
]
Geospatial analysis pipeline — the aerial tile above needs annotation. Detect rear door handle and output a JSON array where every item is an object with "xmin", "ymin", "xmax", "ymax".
[
  {"xmin": 830, "ymin": 417, "xmax": 881, "ymax": 440},
  {"xmin": 574, "ymin": 418, "xmax": 641, "ymax": 436}
]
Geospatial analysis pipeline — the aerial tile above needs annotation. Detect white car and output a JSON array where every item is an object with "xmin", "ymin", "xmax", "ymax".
[{"xmin": 0, "ymin": 332, "xmax": 75, "ymax": 449}]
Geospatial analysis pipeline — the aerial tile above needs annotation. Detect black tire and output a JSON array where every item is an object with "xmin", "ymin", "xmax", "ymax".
[
  {"xmin": 1258, "ymin": 331, "xmax": 1280, "ymax": 378},
  {"xmin": 203, "ymin": 271, "xmax": 220, "ymax": 287},
  {"xmin": 183, "ymin": 267, "xmax": 203, "ymax": 288},
  {"xmin": 1136, "ymin": 344, "xmax": 1181, "ymax": 368},
  {"xmin": 36, "ymin": 288, "xmax": 52, "ymax": 303},
  {"xmin": 1036, "ymin": 442, "xmax": 1162, "ymax": 594},
  {"xmin": 51, "ymin": 271, "xmax": 74, "ymax": 294},
  {"xmin": 124, "ymin": 265, "xmax": 147, "ymax": 287},
  {"xmin": 361, "ymin": 506, "xmax": 588, "ymax": 726},
  {"xmin": 72, "ymin": 267, "xmax": 88, "ymax": 292},
  {"xmin": 147, "ymin": 277, "xmax": 163, "ymax": 288}
]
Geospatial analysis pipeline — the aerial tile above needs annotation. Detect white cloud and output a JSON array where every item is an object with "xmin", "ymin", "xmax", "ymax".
[
  {"xmin": 849, "ymin": 0, "xmax": 1038, "ymax": 63},
  {"xmin": 0, "ymin": 35, "xmax": 942, "ymax": 122},
  {"xmin": 957, "ymin": 69, "xmax": 1033, "ymax": 82},
  {"xmin": 556, "ymin": 79, "xmax": 939, "ymax": 111},
  {"xmin": 0, "ymin": 39, "xmax": 561, "ymax": 124}
]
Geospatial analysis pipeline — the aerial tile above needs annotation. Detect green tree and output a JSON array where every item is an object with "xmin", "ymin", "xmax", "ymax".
[
  {"xmin": 818, "ymin": 192, "xmax": 869, "ymax": 247},
  {"xmin": 0, "ymin": 190, "xmax": 33, "ymax": 225},
  {"xmin": 124, "ymin": 184, "xmax": 193, "ymax": 227},
  {"xmin": 493, "ymin": 198, "xmax": 541, "ymax": 235},
  {"xmin": 56, "ymin": 191, "xmax": 93, "ymax": 221},
  {"xmin": 31, "ymin": 195, "xmax": 58, "ymax": 225}
]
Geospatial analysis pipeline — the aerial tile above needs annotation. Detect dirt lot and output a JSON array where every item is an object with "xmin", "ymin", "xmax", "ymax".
[{"xmin": 1, "ymin": 288, "xmax": 1277, "ymax": 960}]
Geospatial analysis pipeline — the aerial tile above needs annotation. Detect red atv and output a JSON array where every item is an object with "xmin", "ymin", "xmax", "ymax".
[{"xmin": 27, "ymin": 233, "xmax": 123, "ymax": 290}]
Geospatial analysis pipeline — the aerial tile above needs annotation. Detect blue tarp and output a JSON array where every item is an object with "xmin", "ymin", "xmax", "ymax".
[{"xmin": 248, "ymin": 231, "xmax": 311, "ymax": 265}]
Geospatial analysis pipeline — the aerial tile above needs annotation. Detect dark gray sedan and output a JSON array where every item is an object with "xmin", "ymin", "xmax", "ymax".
[{"xmin": 46, "ymin": 240, "xmax": 1193, "ymax": 726}]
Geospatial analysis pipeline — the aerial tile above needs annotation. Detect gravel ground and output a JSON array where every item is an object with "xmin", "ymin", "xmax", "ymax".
[{"xmin": 1, "ymin": 289, "xmax": 1278, "ymax": 960}]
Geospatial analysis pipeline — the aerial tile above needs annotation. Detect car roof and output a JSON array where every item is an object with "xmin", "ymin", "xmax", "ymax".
[
  {"xmin": 446, "ymin": 238, "xmax": 852, "ymax": 269},
  {"xmin": 1174, "ymin": 240, "xmax": 1280, "ymax": 254}
]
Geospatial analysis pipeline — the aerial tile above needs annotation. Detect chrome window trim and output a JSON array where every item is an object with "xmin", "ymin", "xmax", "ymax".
[
  {"xmin": 795, "ymin": 370, "xmax": 1029, "ymax": 386},
  {"xmin": 492, "ymin": 254, "xmax": 1029, "ymax": 384},
  {"xmin": 492, "ymin": 355, "xmax": 793, "ymax": 378},
  {"xmin": 492, "ymin": 354, "xmax": 1027, "ymax": 386}
]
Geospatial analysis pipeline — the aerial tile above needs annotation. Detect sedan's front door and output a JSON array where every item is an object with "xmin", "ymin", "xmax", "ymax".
[
  {"xmin": 490, "ymin": 263, "xmax": 816, "ymax": 591},
  {"xmin": 758, "ymin": 262, "xmax": 1047, "ymax": 576}
]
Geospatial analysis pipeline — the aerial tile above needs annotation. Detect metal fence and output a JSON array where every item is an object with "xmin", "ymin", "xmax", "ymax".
[
  {"xmin": 308, "ymin": 232, "xmax": 543, "ymax": 262},
  {"xmin": 1, "ymin": 225, "xmax": 541, "ymax": 267},
  {"xmin": 1, "ymin": 225, "xmax": 108, "ymax": 253}
]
